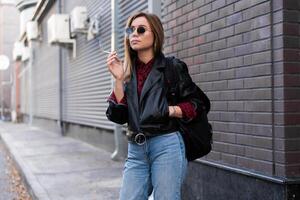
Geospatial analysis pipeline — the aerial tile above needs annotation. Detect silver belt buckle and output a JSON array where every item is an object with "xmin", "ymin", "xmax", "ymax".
[{"xmin": 134, "ymin": 133, "xmax": 146, "ymax": 145}]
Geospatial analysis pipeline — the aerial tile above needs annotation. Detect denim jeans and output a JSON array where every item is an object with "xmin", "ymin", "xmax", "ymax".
[{"xmin": 120, "ymin": 131, "xmax": 188, "ymax": 200}]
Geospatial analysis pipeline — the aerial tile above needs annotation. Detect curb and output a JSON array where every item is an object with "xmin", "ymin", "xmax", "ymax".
[{"xmin": 0, "ymin": 132, "xmax": 51, "ymax": 200}]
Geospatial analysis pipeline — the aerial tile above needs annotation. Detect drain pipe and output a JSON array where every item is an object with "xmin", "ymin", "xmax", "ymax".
[
  {"xmin": 110, "ymin": 0, "xmax": 123, "ymax": 161},
  {"xmin": 57, "ymin": 0, "xmax": 65, "ymax": 135}
]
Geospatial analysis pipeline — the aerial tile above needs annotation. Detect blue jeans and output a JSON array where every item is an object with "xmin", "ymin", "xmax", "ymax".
[{"xmin": 120, "ymin": 131, "xmax": 188, "ymax": 200}]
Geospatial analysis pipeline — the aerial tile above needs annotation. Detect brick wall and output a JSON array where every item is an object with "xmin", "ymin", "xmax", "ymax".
[
  {"xmin": 162, "ymin": 0, "xmax": 299, "ymax": 178},
  {"xmin": 273, "ymin": 0, "xmax": 300, "ymax": 177}
]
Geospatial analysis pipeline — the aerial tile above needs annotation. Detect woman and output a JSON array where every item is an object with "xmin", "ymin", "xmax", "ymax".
[{"xmin": 106, "ymin": 12, "xmax": 205, "ymax": 200}]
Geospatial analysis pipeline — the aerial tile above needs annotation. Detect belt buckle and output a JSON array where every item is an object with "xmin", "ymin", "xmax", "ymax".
[{"xmin": 134, "ymin": 133, "xmax": 146, "ymax": 145}]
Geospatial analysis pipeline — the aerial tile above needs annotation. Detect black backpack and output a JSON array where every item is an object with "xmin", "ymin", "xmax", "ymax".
[{"xmin": 165, "ymin": 57, "xmax": 213, "ymax": 161}]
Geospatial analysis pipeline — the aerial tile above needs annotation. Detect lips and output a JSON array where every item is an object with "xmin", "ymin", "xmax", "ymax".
[{"xmin": 131, "ymin": 40, "xmax": 140, "ymax": 44}]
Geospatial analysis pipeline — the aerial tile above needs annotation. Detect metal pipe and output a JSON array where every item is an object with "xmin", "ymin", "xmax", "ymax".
[
  {"xmin": 110, "ymin": 0, "xmax": 123, "ymax": 161},
  {"xmin": 57, "ymin": 0, "xmax": 65, "ymax": 135}
]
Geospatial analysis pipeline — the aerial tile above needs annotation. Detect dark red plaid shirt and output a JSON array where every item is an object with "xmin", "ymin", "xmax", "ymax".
[{"xmin": 108, "ymin": 58, "xmax": 197, "ymax": 120}]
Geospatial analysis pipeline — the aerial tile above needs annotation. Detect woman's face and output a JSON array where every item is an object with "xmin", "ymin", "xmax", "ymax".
[{"xmin": 128, "ymin": 16, "xmax": 154, "ymax": 52}]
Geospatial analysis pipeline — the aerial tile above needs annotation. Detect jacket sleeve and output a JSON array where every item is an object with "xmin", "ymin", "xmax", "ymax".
[
  {"xmin": 106, "ymin": 91, "xmax": 128, "ymax": 125},
  {"xmin": 173, "ymin": 59, "xmax": 207, "ymax": 122}
]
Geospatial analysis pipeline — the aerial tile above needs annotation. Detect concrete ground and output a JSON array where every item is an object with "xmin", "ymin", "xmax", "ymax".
[{"xmin": 0, "ymin": 122, "xmax": 124, "ymax": 200}]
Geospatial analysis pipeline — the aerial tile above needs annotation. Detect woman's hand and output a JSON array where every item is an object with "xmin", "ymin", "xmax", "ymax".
[
  {"xmin": 168, "ymin": 106, "xmax": 183, "ymax": 118},
  {"xmin": 106, "ymin": 51, "xmax": 124, "ymax": 81}
]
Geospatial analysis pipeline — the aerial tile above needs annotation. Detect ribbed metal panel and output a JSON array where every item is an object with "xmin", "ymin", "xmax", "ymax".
[
  {"xmin": 62, "ymin": 0, "xmax": 113, "ymax": 130},
  {"xmin": 117, "ymin": 0, "xmax": 148, "ymax": 58},
  {"xmin": 32, "ymin": 3, "xmax": 59, "ymax": 120}
]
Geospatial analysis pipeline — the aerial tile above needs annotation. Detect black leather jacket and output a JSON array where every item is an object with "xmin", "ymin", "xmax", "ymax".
[{"xmin": 106, "ymin": 53, "xmax": 205, "ymax": 137}]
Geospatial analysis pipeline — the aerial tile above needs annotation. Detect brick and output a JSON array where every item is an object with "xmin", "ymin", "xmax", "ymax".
[
  {"xmin": 212, "ymin": 39, "xmax": 226, "ymax": 50},
  {"xmin": 212, "ymin": 18, "xmax": 226, "ymax": 31},
  {"xmin": 227, "ymin": 56, "xmax": 243, "ymax": 68},
  {"xmin": 285, "ymin": 138, "xmax": 300, "ymax": 151},
  {"xmin": 220, "ymin": 112, "xmax": 236, "ymax": 122},
  {"xmin": 273, "ymin": 23, "xmax": 283, "ymax": 36},
  {"xmin": 228, "ymin": 79, "xmax": 244, "ymax": 89},
  {"xmin": 199, "ymin": 43, "xmax": 212, "ymax": 53},
  {"xmin": 219, "ymin": 48, "xmax": 235, "ymax": 59},
  {"xmin": 172, "ymin": 7, "xmax": 182, "ymax": 18},
  {"xmin": 177, "ymin": 14, "xmax": 187, "ymax": 25},
  {"xmin": 228, "ymin": 101, "xmax": 244, "ymax": 111},
  {"xmin": 182, "ymin": 3, "xmax": 193, "ymax": 13},
  {"xmin": 227, "ymin": 144, "xmax": 245, "ymax": 156},
  {"xmin": 199, "ymin": 23, "xmax": 212, "ymax": 34},
  {"xmin": 244, "ymin": 124, "xmax": 272, "ymax": 137},
  {"xmin": 199, "ymin": 62, "xmax": 213, "ymax": 72},
  {"xmin": 234, "ymin": 20, "xmax": 252, "ymax": 34},
  {"xmin": 211, "ymin": 101, "xmax": 228, "ymax": 111},
  {"xmin": 176, "ymin": 0, "xmax": 187, "ymax": 8},
  {"xmin": 244, "ymin": 101, "xmax": 272, "ymax": 112},
  {"xmin": 236, "ymin": 134, "xmax": 273, "ymax": 149},
  {"xmin": 206, "ymin": 10, "xmax": 219, "ymax": 23},
  {"xmin": 213, "ymin": 141, "xmax": 229, "ymax": 152},
  {"xmin": 212, "ymin": 0, "xmax": 226, "ymax": 10},
  {"xmin": 242, "ymin": 2, "xmax": 270, "ymax": 21},
  {"xmin": 178, "ymin": 31, "xmax": 188, "ymax": 42},
  {"xmin": 250, "ymin": 26, "xmax": 271, "ymax": 41},
  {"xmin": 199, "ymin": 3, "xmax": 212, "ymax": 16},
  {"xmin": 252, "ymin": 39, "xmax": 271, "ymax": 52},
  {"xmin": 212, "ymin": 60, "xmax": 227, "ymax": 70},
  {"xmin": 206, "ymin": 51, "xmax": 219, "ymax": 62},
  {"xmin": 205, "ymin": 30, "xmax": 219, "ymax": 42},
  {"xmin": 251, "ymin": 14, "xmax": 271, "ymax": 29},
  {"xmin": 219, "ymin": 4, "xmax": 234, "ymax": 18},
  {"xmin": 213, "ymin": 122, "xmax": 229, "ymax": 133},
  {"xmin": 182, "ymin": 39, "xmax": 194, "ymax": 49},
  {"xmin": 219, "ymin": 68, "xmax": 235, "ymax": 79},
  {"xmin": 187, "ymin": 8, "xmax": 199, "ymax": 21},
  {"xmin": 193, "ymin": 16, "xmax": 205, "ymax": 27},
  {"xmin": 236, "ymin": 64, "xmax": 271, "ymax": 77},
  {"xmin": 182, "ymin": 21, "xmax": 193, "ymax": 31},
  {"xmin": 283, "ymin": 10, "xmax": 299, "ymax": 23},
  {"xmin": 283, "ymin": 23, "xmax": 300, "ymax": 36},
  {"xmin": 252, "ymin": 51, "xmax": 271, "ymax": 64},
  {"xmin": 234, "ymin": 44, "xmax": 252, "ymax": 56},
  {"xmin": 234, "ymin": 0, "xmax": 251, "ymax": 12},
  {"xmin": 192, "ymin": 0, "xmax": 206, "ymax": 8},
  {"xmin": 212, "ymin": 80, "xmax": 228, "ymax": 90},
  {"xmin": 219, "ymin": 26, "xmax": 234, "ymax": 38},
  {"xmin": 228, "ymin": 122, "xmax": 244, "ymax": 134},
  {"xmin": 173, "ymin": 25, "xmax": 183, "ymax": 35},
  {"xmin": 283, "ymin": 49, "xmax": 300, "ymax": 62},
  {"xmin": 226, "ymin": 12, "xmax": 243, "ymax": 25},
  {"xmin": 284, "ymin": 114, "xmax": 300, "ymax": 126},
  {"xmin": 245, "ymin": 146, "xmax": 273, "ymax": 161},
  {"xmin": 244, "ymin": 76, "xmax": 271, "ymax": 88},
  {"xmin": 188, "ymin": 46, "xmax": 200, "ymax": 56},
  {"xmin": 235, "ymin": 89, "xmax": 272, "ymax": 100},
  {"xmin": 199, "ymin": 70, "xmax": 219, "ymax": 81},
  {"xmin": 220, "ymin": 91, "xmax": 235, "ymax": 100},
  {"xmin": 188, "ymin": 28, "xmax": 199, "ymax": 38}
]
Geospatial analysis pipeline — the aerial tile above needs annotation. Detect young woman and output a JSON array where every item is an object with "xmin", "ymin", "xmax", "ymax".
[{"xmin": 106, "ymin": 12, "xmax": 205, "ymax": 200}]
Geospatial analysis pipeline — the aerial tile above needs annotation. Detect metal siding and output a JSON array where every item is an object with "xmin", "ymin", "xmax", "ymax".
[
  {"xmin": 32, "ymin": 2, "xmax": 59, "ymax": 120},
  {"xmin": 62, "ymin": 0, "xmax": 113, "ymax": 129},
  {"xmin": 117, "ymin": 0, "xmax": 148, "ymax": 58}
]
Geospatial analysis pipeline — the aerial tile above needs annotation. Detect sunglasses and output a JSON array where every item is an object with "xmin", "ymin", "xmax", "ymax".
[{"xmin": 125, "ymin": 26, "xmax": 148, "ymax": 36}]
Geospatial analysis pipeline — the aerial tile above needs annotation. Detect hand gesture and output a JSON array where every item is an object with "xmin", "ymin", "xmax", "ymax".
[{"xmin": 106, "ymin": 51, "xmax": 124, "ymax": 81}]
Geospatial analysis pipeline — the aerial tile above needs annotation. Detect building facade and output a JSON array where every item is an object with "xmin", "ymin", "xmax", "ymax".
[
  {"xmin": 0, "ymin": 0, "xmax": 19, "ymax": 120},
  {"xmin": 14, "ymin": 0, "xmax": 300, "ymax": 199}
]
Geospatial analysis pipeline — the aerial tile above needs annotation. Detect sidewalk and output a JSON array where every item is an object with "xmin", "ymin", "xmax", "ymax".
[{"xmin": 0, "ymin": 122, "xmax": 124, "ymax": 200}]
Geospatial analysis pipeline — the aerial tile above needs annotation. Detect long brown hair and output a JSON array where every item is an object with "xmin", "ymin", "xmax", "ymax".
[{"xmin": 123, "ymin": 12, "xmax": 164, "ymax": 81}]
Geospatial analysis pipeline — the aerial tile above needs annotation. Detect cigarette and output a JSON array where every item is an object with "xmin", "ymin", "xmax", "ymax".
[{"xmin": 102, "ymin": 50, "xmax": 111, "ymax": 54}]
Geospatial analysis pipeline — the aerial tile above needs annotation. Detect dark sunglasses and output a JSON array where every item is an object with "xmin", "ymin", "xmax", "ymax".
[{"xmin": 125, "ymin": 26, "xmax": 147, "ymax": 36}]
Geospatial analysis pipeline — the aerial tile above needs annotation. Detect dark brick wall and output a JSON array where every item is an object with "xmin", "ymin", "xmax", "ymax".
[
  {"xmin": 162, "ymin": 0, "xmax": 300, "ymax": 178},
  {"xmin": 274, "ymin": 0, "xmax": 300, "ymax": 177}
]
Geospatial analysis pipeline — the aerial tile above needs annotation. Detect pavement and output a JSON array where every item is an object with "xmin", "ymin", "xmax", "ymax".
[{"xmin": 0, "ymin": 122, "xmax": 124, "ymax": 200}]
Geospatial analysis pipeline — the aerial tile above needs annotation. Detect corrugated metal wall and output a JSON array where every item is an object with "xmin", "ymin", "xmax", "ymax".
[
  {"xmin": 32, "ymin": 3, "xmax": 60, "ymax": 120},
  {"xmin": 62, "ymin": 0, "xmax": 148, "ymax": 130},
  {"xmin": 117, "ymin": 0, "xmax": 148, "ymax": 57},
  {"xmin": 62, "ymin": 0, "xmax": 113, "ymax": 129}
]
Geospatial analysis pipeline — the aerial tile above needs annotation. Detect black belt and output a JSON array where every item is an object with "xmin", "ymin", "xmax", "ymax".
[{"xmin": 126, "ymin": 130, "xmax": 150, "ymax": 145}]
